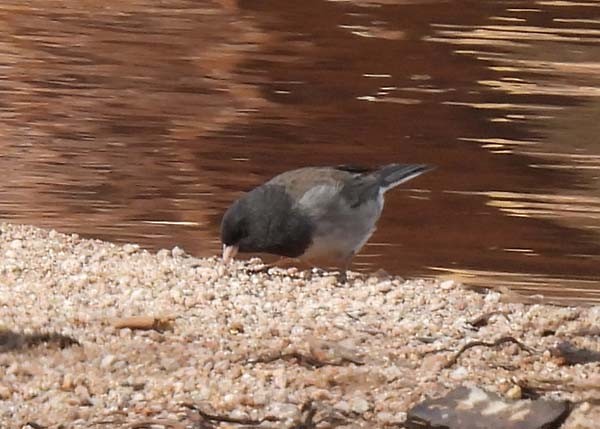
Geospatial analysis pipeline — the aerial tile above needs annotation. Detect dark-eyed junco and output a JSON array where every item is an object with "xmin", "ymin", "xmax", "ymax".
[{"xmin": 221, "ymin": 164, "xmax": 432, "ymax": 279}]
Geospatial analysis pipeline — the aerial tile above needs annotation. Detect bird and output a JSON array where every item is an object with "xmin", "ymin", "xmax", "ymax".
[{"xmin": 220, "ymin": 163, "xmax": 432, "ymax": 281}]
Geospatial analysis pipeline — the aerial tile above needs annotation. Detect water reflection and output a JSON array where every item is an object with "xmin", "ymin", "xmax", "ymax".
[{"xmin": 0, "ymin": 0, "xmax": 599, "ymax": 302}]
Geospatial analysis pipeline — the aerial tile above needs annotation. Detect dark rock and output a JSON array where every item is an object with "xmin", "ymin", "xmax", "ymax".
[{"xmin": 406, "ymin": 386, "xmax": 570, "ymax": 429}]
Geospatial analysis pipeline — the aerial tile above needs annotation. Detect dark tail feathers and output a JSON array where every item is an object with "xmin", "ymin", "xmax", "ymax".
[{"xmin": 377, "ymin": 163, "xmax": 432, "ymax": 192}]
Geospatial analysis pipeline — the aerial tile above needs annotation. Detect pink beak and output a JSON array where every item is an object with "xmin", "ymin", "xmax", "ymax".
[{"xmin": 222, "ymin": 244, "xmax": 238, "ymax": 263}]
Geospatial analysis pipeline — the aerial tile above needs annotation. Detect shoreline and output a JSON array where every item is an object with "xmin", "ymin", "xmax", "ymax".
[{"xmin": 0, "ymin": 223, "xmax": 598, "ymax": 428}]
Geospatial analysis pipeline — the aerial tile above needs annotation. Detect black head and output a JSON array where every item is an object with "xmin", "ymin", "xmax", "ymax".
[
  {"xmin": 220, "ymin": 184, "xmax": 314, "ymax": 257},
  {"xmin": 220, "ymin": 199, "xmax": 249, "ymax": 248}
]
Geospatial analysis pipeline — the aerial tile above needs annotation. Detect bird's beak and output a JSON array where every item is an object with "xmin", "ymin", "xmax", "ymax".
[{"xmin": 222, "ymin": 244, "xmax": 238, "ymax": 264}]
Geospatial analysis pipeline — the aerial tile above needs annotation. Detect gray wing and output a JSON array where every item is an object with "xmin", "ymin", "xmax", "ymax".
[
  {"xmin": 267, "ymin": 166, "xmax": 378, "ymax": 214},
  {"xmin": 267, "ymin": 167, "xmax": 354, "ymax": 200}
]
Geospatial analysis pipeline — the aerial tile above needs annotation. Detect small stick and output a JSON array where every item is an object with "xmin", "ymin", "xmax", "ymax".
[
  {"xmin": 182, "ymin": 403, "xmax": 279, "ymax": 426},
  {"xmin": 24, "ymin": 423, "xmax": 47, "ymax": 429},
  {"xmin": 127, "ymin": 419, "xmax": 186, "ymax": 429},
  {"xmin": 247, "ymin": 351, "xmax": 362, "ymax": 368},
  {"xmin": 291, "ymin": 401, "xmax": 318, "ymax": 429},
  {"xmin": 443, "ymin": 336, "xmax": 536, "ymax": 369},
  {"xmin": 468, "ymin": 311, "xmax": 509, "ymax": 329}
]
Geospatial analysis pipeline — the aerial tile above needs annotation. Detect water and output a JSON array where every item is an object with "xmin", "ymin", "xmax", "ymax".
[{"xmin": 1, "ymin": 0, "xmax": 599, "ymax": 303}]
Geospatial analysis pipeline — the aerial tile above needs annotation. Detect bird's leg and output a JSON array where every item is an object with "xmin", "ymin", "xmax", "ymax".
[{"xmin": 337, "ymin": 253, "xmax": 355, "ymax": 285}]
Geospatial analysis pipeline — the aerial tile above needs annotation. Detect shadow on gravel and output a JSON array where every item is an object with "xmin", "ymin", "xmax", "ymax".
[{"xmin": 0, "ymin": 329, "xmax": 79, "ymax": 352}]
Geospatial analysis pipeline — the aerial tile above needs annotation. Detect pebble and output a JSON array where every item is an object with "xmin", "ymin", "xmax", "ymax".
[
  {"xmin": 100, "ymin": 354, "xmax": 117, "ymax": 369},
  {"xmin": 10, "ymin": 239, "xmax": 23, "ymax": 249},
  {"xmin": 450, "ymin": 366, "xmax": 468, "ymax": 380},
  {"xmin": 171, "ymin": 246, "xmax": 185, "ymax": 258},
  {"xmin": 0, "ymin": 385, "xmax": 11, "ymax": 400},
  {"xmin": 440, "ymin": 280, "xmax": 455, "ymax": 290},
  {"xmin": 350, "ymin": 397, "xmax": 370, "ymax": 414},
  {"xmin": 61, "ymin": 373, "xmax": 75, "ymax": 391},
  {"xmin": 334, "ymin": 400, "xmax": 351, "ymax": 413},
  {"xmin": 505, "ymin": 385, "xmax": 522, "ymax": 400},
  {"xmin": 376, "ymin": 411, "xmax": 394, "ymax": 423},
  {"xmin": 268, "ymin": 402, "xmax": 299, "ymax": 420},
  {"xmin": 74, "ymin": 385, "xmax": 90, "ymax": 402},
  {"xmin": 123, "ymin": 244, "xmax": 139, "ymax": 254}
]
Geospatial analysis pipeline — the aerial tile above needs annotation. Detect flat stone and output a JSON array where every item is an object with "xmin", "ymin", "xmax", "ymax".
[{"xmin": 406, "ymin": 386, "xmax": 570, "ymax": 429}]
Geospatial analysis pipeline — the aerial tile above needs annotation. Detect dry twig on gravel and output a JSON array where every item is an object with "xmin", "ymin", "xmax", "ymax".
[
  {"xmin": 127, "ymin": 419, "xmax": 186, "ymax": 429},
  {"xmin": 246, "ymin": 351, "xmax": 338, "ymax": 368},
  {"xmin": 246, "ymin": 351, "xmax": 362, "ymax": 368},
  {"xmin": 467, "ymin": 311, "xmax": 509, "ymax": 330},
  {"xmin": 289, "ymin": 401, "xmax": 318, "ymax": 429},
  {"xmin": 23, "ymin": 423, "xmax": 46, "ymax": 429},
  {"xmin": 182, "ymin": 403, "xmax": 280, "ymax": 426},
  {"xmin": 443, "ymin": 336, "xmax": 536, "ymax": 369}
]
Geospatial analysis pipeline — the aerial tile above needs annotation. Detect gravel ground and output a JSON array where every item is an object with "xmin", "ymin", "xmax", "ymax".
[{"xmin": 0, "ymin": 223, "xmax": 598, "ymax": 428}]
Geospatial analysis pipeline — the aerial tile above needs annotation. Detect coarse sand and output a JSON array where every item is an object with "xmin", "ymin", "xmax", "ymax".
[{"xmin": 0, "ymin": 223, "xmax": 598, "ymax": 428}]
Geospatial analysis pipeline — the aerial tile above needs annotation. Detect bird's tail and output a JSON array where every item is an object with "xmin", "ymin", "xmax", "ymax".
[{"xmin": 376, "ymin": 163, "xmax": 432, "ymax": 193}]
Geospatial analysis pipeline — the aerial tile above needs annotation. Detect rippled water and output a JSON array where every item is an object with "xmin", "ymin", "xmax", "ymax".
[{"xmin": 1, "ymin": 0, "xmax": 599, "ymax": 302}]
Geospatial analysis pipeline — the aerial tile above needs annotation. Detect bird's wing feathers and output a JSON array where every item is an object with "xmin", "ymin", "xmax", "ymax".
[
  {"xmin": 268, "ymin": 167, "xmax": 353, "ymax": 201},
  {"xmin": 267, "ymin": 164, "xmax": 430, "ymax": 212}
]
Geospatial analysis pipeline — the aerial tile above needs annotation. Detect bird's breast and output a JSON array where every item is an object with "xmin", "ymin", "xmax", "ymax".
[{"xmin": 300, "ymin": 195, "xmax": 384, "ymax": 264}]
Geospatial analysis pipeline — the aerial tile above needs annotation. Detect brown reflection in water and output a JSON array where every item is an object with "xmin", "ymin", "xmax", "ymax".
[
  {"xmin": 0, "ymin": 0, "xmax": 268, "ymax": 243},
  {"xmin": 422, "ymin": 0, "xmax": 600, "ymax": 300},
  {"xmin": 0, "ymin": 0, "xmax": 599, "ymax": 302},
  {"xmin": 229, "ymin": 0, "xmax": 600, "ymax": 302}
]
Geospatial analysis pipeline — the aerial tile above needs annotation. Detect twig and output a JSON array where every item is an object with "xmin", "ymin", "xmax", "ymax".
[
  {"xmin": 127, "ymin": 419, "xmax": 186, "ymax": 429},
  {"xmin": 520, "ymin": 377, "xmax": 600, "ymax": 394},
  {"xmin": 182, "ymin": 403, "xmax": 279, "ymax": 426},
  {"xmin": 24, "ymin": 423, "xmax": 46, "ymax": 429},
  {"xmin": 340, "ymin": 312, "xmax": 383, "ymax": 335},
  {"xmin": 467, "ymin": 311, "xmax": 509, "ymax": 329},
  {"xmin": 356, "ymin": 327, "xmax": 384, "ymax": 336},
  {"xmin": 443, "ymin": 336, "xmax": 536, "ymax": 369},
  {"xmin": 91, "ymin": 420, "xmax": 125, "ymax": 426},
  {"xmin": 246, "ymin": 352, "xmax": 351, "ymax": 368},
  {"xmin": 419, "ymin": 346, "xmax": 453, "ymax": 357},
  {"xmin": 345, "ymin": 312, "xmax": 361, "ymax": 322},
  {"xmin": 290, "ymin": 401, "xmax": 317, "ymax": 429}
]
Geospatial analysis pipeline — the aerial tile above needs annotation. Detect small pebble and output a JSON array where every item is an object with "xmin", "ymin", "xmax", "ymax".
[
  {"xmin": 100, "ymin": 354, "xmax": 117, "ymax": 369},
  {"xmin": 10, "ymin": 239, "xmax": 23, "ymax": 250},
  {"xmin": 0, "ymin": 385, "xmax": 11, "ymax": 400},
  {"xmin": 350, "ymin": 397, "xmax": 370, "ymax": 414},
  {"xmin": 505, "ymin": 385, "xmax": 522, "ymax": 400},
  {"xmin": 171, "ymin": 246, "xmax": 185, "ymax": 258},
  {"xmin": 450, "ymin": 366, "xmax": 469, "ymax": 380},
  {"xmin": 123, "ymin": 244, "xmax": 139, "ymax": 254}
]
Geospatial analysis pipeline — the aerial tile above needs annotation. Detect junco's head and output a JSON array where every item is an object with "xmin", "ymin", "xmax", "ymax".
[
  {"xmin": 221, "ymin": 184, "xmax": 314, "ymax": 262},
  {"xmin": 221, "ymin": 163, "xmax": 432, "ymax": 276}
]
